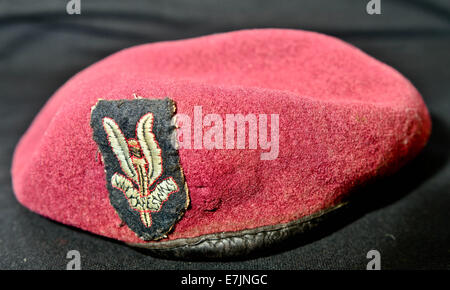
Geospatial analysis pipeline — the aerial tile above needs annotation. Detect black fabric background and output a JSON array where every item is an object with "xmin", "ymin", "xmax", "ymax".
[{"xmin": 0, "ymin": 0, "xmax": 449, "ymax": 269}]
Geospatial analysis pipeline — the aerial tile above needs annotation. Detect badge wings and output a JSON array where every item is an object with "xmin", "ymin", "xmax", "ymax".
[{"xmin": 102, "ymin": 113, "xmax": 178, "ymax": 227}]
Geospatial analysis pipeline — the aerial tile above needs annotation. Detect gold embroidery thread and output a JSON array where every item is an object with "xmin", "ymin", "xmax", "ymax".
[{"xmin": 102, "ymin": 113, "xmax": 178, "ymax": 227}]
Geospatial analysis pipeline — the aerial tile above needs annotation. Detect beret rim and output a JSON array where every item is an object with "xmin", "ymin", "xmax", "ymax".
[{"xmin": 127, "ymin": 201, "xmax": 349, "ymax": 260}]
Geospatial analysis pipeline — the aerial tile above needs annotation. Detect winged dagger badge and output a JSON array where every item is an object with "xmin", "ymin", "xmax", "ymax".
[
  {"xmin": 102, "ymin": 113, "xmax": 179, "ymax": 228},
  {"xmin": 91, "ymin": 98, "xmax": 189, "ymax": 240}
]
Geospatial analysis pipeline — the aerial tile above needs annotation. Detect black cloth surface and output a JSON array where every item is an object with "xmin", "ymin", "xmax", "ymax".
[{"xmin": 0, "ymin": 0, "xmax": 449, "ymax": 269}]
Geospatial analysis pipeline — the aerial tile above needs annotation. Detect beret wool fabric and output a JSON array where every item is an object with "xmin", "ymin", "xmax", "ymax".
[{"xmin": 11, "ymin": 29, "xmax": 431, "ymax": 258}]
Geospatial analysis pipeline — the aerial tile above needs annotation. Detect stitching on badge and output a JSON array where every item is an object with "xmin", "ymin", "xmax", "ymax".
[{"xmin": 102, "ymin": 113, "xmax": 179, "ymax": 228}]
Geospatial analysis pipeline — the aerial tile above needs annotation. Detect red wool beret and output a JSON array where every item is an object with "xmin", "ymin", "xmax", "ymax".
[{"xmin": 11, "ymin": 29, "xmax": 431, "ymax": 259}]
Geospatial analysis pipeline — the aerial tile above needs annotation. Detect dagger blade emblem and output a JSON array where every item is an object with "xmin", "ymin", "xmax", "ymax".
[{"xmin": 102, "ymin": 113, "xmax": 179, "ymax": 227}]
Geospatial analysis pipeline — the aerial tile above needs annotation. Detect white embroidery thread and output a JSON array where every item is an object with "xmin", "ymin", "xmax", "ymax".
[{"xmin": 103, "ymin": 113, "xmax": 178, "ymax": 227}]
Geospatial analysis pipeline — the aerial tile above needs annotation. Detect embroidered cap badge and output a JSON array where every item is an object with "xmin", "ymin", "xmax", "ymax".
[{"xmin": 90, "ymin": 98, "xmax": 189, "ymax": 241}]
